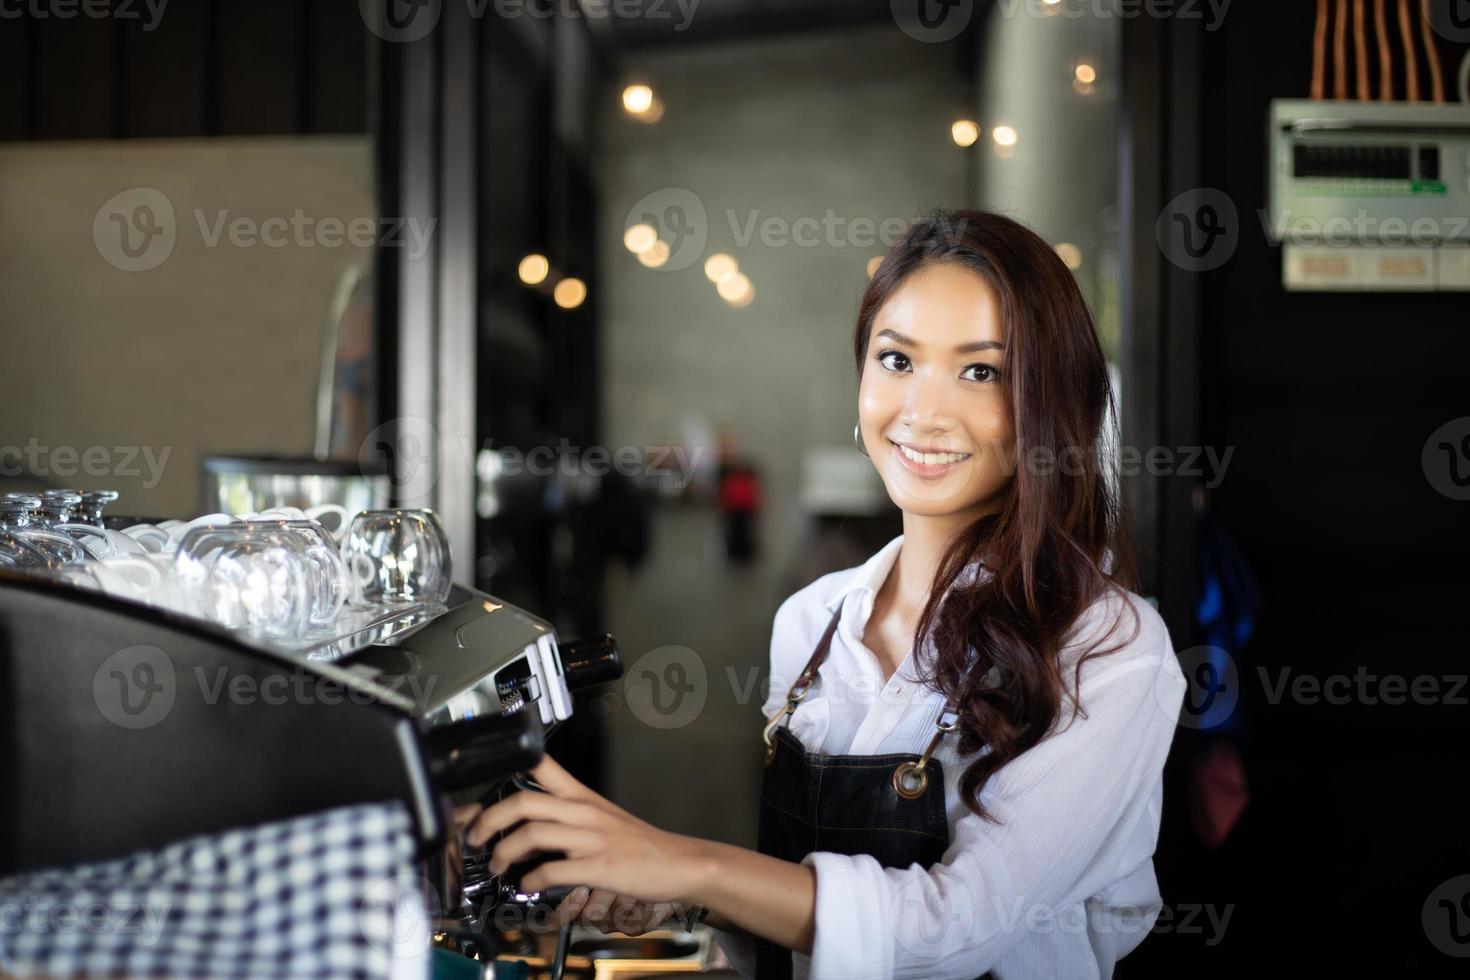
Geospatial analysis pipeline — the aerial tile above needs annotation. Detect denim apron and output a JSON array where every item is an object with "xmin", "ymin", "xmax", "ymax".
[{"xmin": 754, "ymin": 607, "xmax": 992, "ymax": 979}]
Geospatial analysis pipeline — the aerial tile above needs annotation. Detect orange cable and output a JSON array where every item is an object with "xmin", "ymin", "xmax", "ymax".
[
  {"xmin": 1398, "ymin": 0, "xmax": 1420, "ymax": 101},
  {"xmin": 1419, "ymin": 0, "xmax": 1445, "ymax": 102},
  {"xmin": 1313, "ymin": 0, "xmax": 1329, "ymax": 99},
  {"xmin": 1374, "ymin": 0, "xmax": 1393, "ymax": 100}
]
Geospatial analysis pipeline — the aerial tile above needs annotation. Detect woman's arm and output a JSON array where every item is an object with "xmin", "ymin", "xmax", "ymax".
[{"xmin": 466, "ymin": 756, "xmax": 817, "ymax": 953}]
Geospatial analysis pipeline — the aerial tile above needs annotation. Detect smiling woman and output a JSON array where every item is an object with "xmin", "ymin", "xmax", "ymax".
[{"xmin": 466, "ymin": 209, "xmax": 1186, "ymax": 980}]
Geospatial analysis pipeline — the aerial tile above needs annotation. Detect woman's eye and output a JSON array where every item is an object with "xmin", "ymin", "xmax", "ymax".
[
  {"xmin": 961, "ymin": 363, "xmax": 1000, "ymax": 383},
  {"xmin": 876, "ymin": 350, "xmax": 910, "ymax": 372}
]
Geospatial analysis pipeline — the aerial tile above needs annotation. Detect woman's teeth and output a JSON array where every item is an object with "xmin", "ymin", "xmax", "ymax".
[{"xmin": 897, "ymin": 444, "xmax": 970, "ymax": 465}]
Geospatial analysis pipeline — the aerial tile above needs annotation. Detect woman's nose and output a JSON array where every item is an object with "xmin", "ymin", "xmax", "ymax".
[{"xmin": 901, "ymin": 371, "xmax": 960, "ymax": 429}]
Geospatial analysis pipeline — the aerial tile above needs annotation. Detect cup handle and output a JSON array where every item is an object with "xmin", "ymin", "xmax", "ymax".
[{"xmin": 306, "ymin": 504, "xmax": 350, "ymax": 534}]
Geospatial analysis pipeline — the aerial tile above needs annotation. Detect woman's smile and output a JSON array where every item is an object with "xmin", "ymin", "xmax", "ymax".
[{"xmin": 889, "ymin": 438, "xmax": 972, "ymax": 478}]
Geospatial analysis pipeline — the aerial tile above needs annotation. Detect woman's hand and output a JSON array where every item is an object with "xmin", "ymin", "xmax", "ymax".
[
  {"xmin": 466, "ymin": 755, "xmax": 711, "ymax": 912},
  {"xmin": 552, "ymin": 885, "xmax": 679, "ymax": 935}
]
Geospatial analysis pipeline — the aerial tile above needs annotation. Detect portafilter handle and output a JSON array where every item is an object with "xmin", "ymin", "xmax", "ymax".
[
  {"xmin": 558, "ymin": 634, "xmax": 623, "ymax": 690},
  {"xmin": 426, "ymin": 709, "xmax": 546, "ymax": 792}
]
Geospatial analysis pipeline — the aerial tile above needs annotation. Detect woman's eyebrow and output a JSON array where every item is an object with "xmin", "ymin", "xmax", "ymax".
[{"xmin": 876, "ymin": 327, "xmax": 1003, "ymax": 354}]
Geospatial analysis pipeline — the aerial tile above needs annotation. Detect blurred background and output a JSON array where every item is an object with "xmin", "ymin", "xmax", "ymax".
[{"xmin": 2, "ymin": 0, "xmax": 1468, "ymax": 975}]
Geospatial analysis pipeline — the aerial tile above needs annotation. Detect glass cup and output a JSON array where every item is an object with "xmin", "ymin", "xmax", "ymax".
[
  {"xmin": 76, "ymin": 490, "xmax": 120, "ymax": 527},
  {"xmin": 176, "ymin": 522, "xmax": 349, "ymax": 641},
  {"xmin": 0, "ymin": 494, "xmax": 89, "ymax": 567},
  {"xmin": 240, "ymin": 518, "xmax": 349, "ymax": 630},
  {"xmin": 341, "ymin": 509, "xmax": 452, "ymax": 608}
]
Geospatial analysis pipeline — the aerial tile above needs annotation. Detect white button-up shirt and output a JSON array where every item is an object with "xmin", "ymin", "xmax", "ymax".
[{"xmin": 714, "ymin": 534, "xmax": 1187, "ymax": 980}]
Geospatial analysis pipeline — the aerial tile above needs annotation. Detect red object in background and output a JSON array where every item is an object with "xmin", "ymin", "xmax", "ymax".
[
  {"xmin": 719, "ymin": 466, "xmax": 761, "ymax": 513},
  {"xmin": 1189, "ymin": 737, "xmax": 1251, "ymax": 850}
]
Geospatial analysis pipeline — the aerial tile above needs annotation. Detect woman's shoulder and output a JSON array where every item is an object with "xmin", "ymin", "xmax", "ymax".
[{"xmin": 1061, "ymin": 583, "xmax": 1181, "ymax": 691}]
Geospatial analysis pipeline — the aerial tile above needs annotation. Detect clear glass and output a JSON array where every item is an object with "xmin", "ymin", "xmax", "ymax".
[
  {"xmin": 175, "ymin": 524, "xmax": 347, "ymax": 641},
  {"xmin": 342, "ymin": 509, "xmax": 452, "ymax": 608}
]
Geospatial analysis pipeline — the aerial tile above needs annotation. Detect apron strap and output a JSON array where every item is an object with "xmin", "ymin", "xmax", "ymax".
[
  {"xmin": 762, "ymin": 606, "xmax": 842, "ymax": 765},
  {"xmin": 892, "ymin": 702, "xmax": 960, "ymax": 799}
]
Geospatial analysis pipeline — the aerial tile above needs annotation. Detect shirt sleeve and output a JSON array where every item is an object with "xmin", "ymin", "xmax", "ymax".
[{"xmin": 799, "ymin": 597, "xmax": 1187, "ymax": 980}]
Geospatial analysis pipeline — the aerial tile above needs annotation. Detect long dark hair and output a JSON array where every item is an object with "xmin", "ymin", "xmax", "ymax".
[{"xmin": 855, "ymin": 209, "xmax": 1139, "ymax": 822}]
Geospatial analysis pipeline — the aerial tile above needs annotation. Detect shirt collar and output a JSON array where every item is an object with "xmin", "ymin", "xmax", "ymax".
[{"xmin": 822, "ymin": 534, "xmax": 990, "ymax": 614}]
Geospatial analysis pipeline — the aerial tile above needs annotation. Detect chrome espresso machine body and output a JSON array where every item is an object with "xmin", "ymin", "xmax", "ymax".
[{"xmin": 0, "ymin": 556, "xmax": 622, "ymax": 960}]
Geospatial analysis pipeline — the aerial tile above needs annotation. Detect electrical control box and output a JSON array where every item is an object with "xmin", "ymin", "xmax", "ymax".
[{"xmin": 1267, "ymin": 99, "xmax": 1470, "ymax": 291}]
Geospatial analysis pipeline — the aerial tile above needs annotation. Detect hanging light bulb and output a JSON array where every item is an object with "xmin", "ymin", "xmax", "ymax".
[
  {"xmin": 623, "ymin": 223, "xmax": 657, "ymax": 254},
  {"xmin": 518, "ymin": 254, "xmax": 549, "ymax": 286},
  {"xmin": 951, "ymin": 120, "xmax": 980, "ymax": 147},
  {"xmin": 554, "ymin": 277, "xmax": 587, "ymax": 309},
  {"xmin": 704, "ymin": 253, "xmax": 738, "ymax": 283}
]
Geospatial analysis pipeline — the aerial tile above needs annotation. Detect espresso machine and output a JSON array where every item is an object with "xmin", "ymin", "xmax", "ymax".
[{"xmin": 0, "ymin": 552, "xmax": 624, "ymax": 974}]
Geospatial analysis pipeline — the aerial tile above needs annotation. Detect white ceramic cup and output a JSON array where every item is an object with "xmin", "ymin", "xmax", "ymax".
[
  {"xmin": 120, "ymin": 524, "xmax": 170, "ymax": 554},
  {"xmin": 164, "ymin": 514, "xmax": 237, "ymax": 550},
  {"xmin": 304, "ymin": 504, "xmax": 351, "ymax": 540}
]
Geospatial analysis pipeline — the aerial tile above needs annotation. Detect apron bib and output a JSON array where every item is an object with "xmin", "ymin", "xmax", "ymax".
[{"xmin": 754, "ymin": 607, "xmax": 991, "ymax": 980}]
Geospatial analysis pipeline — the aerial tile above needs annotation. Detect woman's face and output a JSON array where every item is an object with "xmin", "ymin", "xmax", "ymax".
[{"xmin": 857, "ymin": 261, "xmax": 1016, "ymax": 521}]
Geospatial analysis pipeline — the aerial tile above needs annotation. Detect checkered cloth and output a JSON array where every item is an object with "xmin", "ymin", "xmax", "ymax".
[{"xmin": 0, "ymin": 801, "xmax": 431, "ymax": 979}]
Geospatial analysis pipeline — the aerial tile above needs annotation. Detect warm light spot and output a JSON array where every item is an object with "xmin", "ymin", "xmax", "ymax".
[
  {"xmin": 992, "ymin": 125, "xmax": 1018, "ymax": 147},
  {"xmin": 517, "ymin": 254, "xmax": 549, "ymax": 286},
  {"xmin": 637, "ymin": 240, "xmax": 671, "ymax": 268},
  {"xmin": 553, "ymin": 277, "xmax": 587, "ymax": 309},
  {"xmin": 717, "ymin": 272, "xmax": 753, "ymax": 306},
  {"xmin": 951, "ymin": 119, "xmax": 980, "ymax": 147},
  {"xmin": 623, "ymin": 223, "xmax": 657, "ymax": 254},
  {"xmin": 622, "ymin": 84, "xmax": 654, "ymax": 115},
  {"xmin": 1075, "ymin": 63, "xmax": 1097, "ymax": 84},
  {"xmin": 1056, "ymin": 243, "xmax": 1083, "ymax": 270},
  {"xmin": 704, "ymin": 253, "xmax": 738, "ymax": 283},
  {"xmin": 866, "ymin": 256, "xmax": 883, "ymax": 278}
]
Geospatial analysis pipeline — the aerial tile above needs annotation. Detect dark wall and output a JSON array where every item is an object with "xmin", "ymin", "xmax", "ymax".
[
  {"xmin": 0, "ymin": 0, "xmax": 370, "ymax": 140},
  {"xmin": 1135, "ymin": 4, "xmax": 1469, "ymax": 977}
]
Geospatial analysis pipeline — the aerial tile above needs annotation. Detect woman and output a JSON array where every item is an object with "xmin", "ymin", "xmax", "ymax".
[{"xmin": 468, "ymin": 209, "xmax": 1188, "ymax": 979}]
